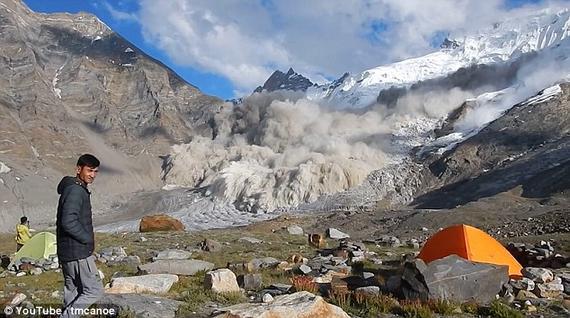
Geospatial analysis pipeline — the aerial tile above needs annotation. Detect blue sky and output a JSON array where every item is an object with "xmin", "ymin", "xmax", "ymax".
[{"xmin": 23, "ymin": 0, "xmax": 558, "ymax": 99}]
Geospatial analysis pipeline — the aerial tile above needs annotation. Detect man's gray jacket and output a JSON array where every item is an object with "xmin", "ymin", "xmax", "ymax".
[{"xmin": 56, "ymin": 176, "xmax": 95, "ymax": 262}]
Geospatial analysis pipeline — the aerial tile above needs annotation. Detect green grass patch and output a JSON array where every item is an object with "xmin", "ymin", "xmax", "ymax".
[{"xmin": 483, "ymin": 300, "xmax": 524, "ymax": 318}]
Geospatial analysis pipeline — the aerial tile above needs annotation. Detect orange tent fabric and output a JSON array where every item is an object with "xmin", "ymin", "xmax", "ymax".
[{"xmin": 418, "ymin": 224, "xmax": 523, "ymax": 278}]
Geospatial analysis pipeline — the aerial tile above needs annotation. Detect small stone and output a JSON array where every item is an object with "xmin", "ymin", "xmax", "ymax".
[
  {"xmin": 525, "ymin": 304, "xmax": 538, "ymax": 313},
  {"xmin": 355, "ymin": 286, "xmax": 380, "ymax": 295},
  {"xmin": 153, "ymin": 249, "xmax": 192, "ymax": 261},
  {"xmin": 327, "ymin": 228, "xmax": 350, "ymax": 240},
  {"xmin": 9, "ymin": 293, "xmax": 26, "ymax": 306},
  {"xmin": 534, "ymin": 281, "xmax": 564, "ymax": 298},
  {"xmin": 268, "ymin": 283, "xmax": 292, "ymax": 293},
  {"xmin": 510, "ymin": 277, "xmax": 535, "ymax": 291},
  {"xmin": 522, "ymin": 267, "xmax": 554, "ymax": 283},
  {"xmin": 287, "ymin": 225, "xmax": 304, "ymax": 235},
  {"xmin": 421, "ymin": 227, "xmax": 428, "ymax": 232},
  {"xmin": 298, "ymin": 264, "xmax": 312, "ymax": 275},
  {"xmin": 138, "ymin": 236, "xmax": 148, "ymax": 242},
  {"xmin": 30, "ymin": 267, "xmax": 43, "ymax": 275},
  {"xmin": 238, "ymin": 237, "xmax": 263, "ymax": 244},
  {"xmin": 16, "ymin": 272, "xmax": 26, "ymax": 277},
  {"xmin": 363, "ymin": 272, "xmax": 375, "ymax": 280},
  {"xmin": 249, "ymin": 257, "xmax": 280, "ymax": 270},
  {"xmin": 262, "ymin": 293, "xmax": 274, "ymax": 303},
  {"xmin": 351, "ymin": 251, "xmax": 364, "ymax": 258}
]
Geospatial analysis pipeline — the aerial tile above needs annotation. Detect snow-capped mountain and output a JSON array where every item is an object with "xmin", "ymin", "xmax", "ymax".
[{"xmin": 306, "ymin": 8, "xmax": 570, "ymax": 108}]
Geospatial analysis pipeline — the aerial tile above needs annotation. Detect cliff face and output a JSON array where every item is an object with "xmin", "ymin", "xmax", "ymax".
[{"xmin": 0, "ymin": 0, "xmax": 223, "ymax": 230}]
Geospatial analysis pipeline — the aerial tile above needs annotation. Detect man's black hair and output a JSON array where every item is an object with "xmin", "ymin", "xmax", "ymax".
[
  {"xmin": 77, "ymin": 154, "xmax": 100, "ymax": 168},
  {"xmin": 20, "ymin": 216, "xmax": 28, "ymax": 224}
]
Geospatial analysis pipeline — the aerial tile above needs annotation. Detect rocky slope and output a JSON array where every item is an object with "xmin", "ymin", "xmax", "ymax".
[{"xmin": 0, "ymin": 0, "xmax": 222, "ymax": 231}]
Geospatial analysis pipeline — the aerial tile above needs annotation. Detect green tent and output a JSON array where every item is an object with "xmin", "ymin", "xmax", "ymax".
[{"xmin": 12, "ymin": 232, "xmax": 57, "ymax": 262}]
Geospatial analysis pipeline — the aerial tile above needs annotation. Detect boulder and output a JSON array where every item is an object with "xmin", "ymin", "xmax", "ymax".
[
  {"xmin": 287, "ymin": 225, "xmax": 304, "ymax": 235},
  {"xmin": 139, "ymin": 214, "xmax": 185, "ymax": 232},
  {"xmin": 327, "ymin": 228, "xmax": 350, "ymax": 240},
  {"xmin": 153, "ymin": 249, "xmax": 192, "ymax": 261},
  {"xmin": 216, "ymin": 291, "xmax": 350, "ymax": 318},
  {"xmin": 138, "ymin": 259, "xmax": 214, "ymax": 276},
  {"xmin": 534, "ymin": 281, "xmax": 564, "ymax": 298},
  {"xmin": 238, "ymin": 274, "xmax": 262, "ymax": 290},
  {"xmin": 401, "ymin": 255, "xmax": 509, "ymax": 303},
  {"xmin": 99, "ymin": 293, "xmax": 184, "ymax": 318},
  {"xmin": 204, "ymin": 269, "xmax": 240, "ymax": 293},
  {"xmin": 522, "ymin": 267, "xmax": 554, "ymax": 283},
  {"xmin": 106, "ymin": 274, "xmax": 179, "ymax": 294}
]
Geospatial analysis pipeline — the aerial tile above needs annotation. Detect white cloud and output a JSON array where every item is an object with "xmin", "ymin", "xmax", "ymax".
[
  {"xmin": 103, "ymin": 1, "xmax": 138, "ymax": 22},
  {"xmin": 135, "ymin": 0, "xmax": 562, "ymax": 95}
]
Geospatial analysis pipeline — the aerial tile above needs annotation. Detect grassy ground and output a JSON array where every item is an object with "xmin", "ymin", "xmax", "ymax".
[{"xmin": 0, "ymin": 215, "xmax": 566, "ymax": 317}]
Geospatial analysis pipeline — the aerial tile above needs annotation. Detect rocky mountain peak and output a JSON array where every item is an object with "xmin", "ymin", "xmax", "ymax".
[{"xmin": 254, "ymin": 67, "xmax": 314, "ymax": 93}]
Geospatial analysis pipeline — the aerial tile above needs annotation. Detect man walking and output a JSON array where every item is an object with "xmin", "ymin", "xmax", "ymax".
[
  {"xmin": 56, "ymin": 154, "xmax": 104, "ymax": 317},
  {"xmin": 15, "ymin": 216, "xmax": 32, "ymax": 251}
]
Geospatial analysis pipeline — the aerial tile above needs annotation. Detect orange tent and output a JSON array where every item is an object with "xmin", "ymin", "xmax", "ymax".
[{"xmin": 418, "ymin": 224, "xmax": 523, "ymax": 278}]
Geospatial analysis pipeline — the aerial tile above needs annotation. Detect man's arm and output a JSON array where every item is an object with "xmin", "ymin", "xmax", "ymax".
[
  {"xmin": 23, "ymin": 225, "xmax": 31, "ymax": 239},
  {"xmin": 60, "ymin": 186, "xmax": 91, "ymax": 244}
]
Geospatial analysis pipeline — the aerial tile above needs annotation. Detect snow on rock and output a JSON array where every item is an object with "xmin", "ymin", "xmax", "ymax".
[
  {"xmin": 520, "ymin": 84, "xmax": 562, "ymax": 106},
  {"xmin": 52, "ymin": 65, "xmax": 64, "ymax": 99},
  {"xmin": 423, "ymin": 84, "xmax": 564, "ymax": 155},
  {"xmin": 309, "ymin": 8, "xmax": 570, "ymax": 109},
  {"xmin": 0, "ymin": 161, "xmax": 11, "ymax": 174}
]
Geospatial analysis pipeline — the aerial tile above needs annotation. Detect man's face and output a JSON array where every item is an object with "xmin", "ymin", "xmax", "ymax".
[{"xmin": 76, "ymin": 165, "xmax": 98, "ymax": 185}]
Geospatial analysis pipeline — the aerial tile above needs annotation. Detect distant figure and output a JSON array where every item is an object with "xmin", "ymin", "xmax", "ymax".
[
  {"xmin": 56, "ymin": 154, "xmax": 104, "ymax": 318},
  {"xmin": 15, "ymin": 216, "xmax": 31, "ymax": 251}
]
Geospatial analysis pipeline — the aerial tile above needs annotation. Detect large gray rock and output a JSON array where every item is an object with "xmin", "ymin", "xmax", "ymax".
[
  {"xmin": 401, "ymin": 255, "xmax": 509, "ymax": 303},
  {"xmin": 216, "ymin": 291, "xmax": 350, "ymax": 318},
  {"xmin": 99, "ymin": 293, "xmax": 184, "ymax": 318},
  {"xmin": 106, "ymin": 274, "xmax": 179, "ymax": 294},
  {"xmin": 153, "ymin": 249, "xmax": 192, "ymax": 261},
  {"xmin": 138, "ymin": 259, "xmax": 214, "ymax": 276}
]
